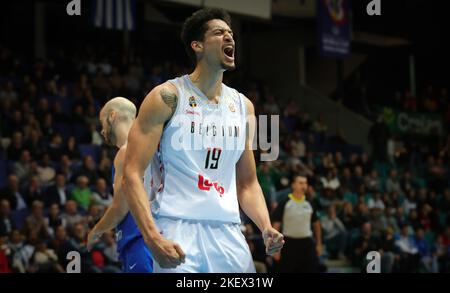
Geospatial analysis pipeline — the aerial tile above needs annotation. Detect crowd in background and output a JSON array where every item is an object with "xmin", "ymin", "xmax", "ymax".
[{"xmin": 0, "ymin": 43, "xmax": 449, "ymax": 273}]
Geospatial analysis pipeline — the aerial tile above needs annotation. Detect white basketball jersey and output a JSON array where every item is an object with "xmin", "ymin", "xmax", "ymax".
[{"xmin": 151, "ymin": 75, "xmax": 247, "ymax": 224}]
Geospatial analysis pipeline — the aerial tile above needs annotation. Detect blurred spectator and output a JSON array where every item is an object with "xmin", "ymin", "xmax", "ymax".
[
  {"xmin": 435, "ymin": 233, "xmax": 450, "ymax": 272},
  {"xmin": 340, "ymin": 168, "xmax": 354, "ymax": 191},
  {"xmin": 8, "ymin": 111, "xmax": 24, "ymax": 138},
  {"xmin": 87, "ymin": 204, "xmax": 103, "ymax": 228},
  {"xmin": 45, "ymin": 173, "xmax": 69, "ymax": 208},
  {"xmin": 0, "ymin": 81, "xmax": 18, "ymax": 103},
  {"xmin": 414, "ymin": 228, "xmax": 438, "ymax": 273},
  {"xmin": 24, "ymin": 176, "xmax": 44, "ymax": 207},
  {"xmin": 351, "ymin": 222, "xmax": 380, "ymax": 270},
  {"xmin": 0, "ymin": 234, "xmax": 10, "ymax": 272},
  {"xmin": 263, "ymin": 94, "xmax": 280, "ymax": 115},
  {"xmin": 46, "ymin": 204, "xmax": 66, "ymax": 235},
  {"xmin": 90, "ymin": 124, "xmax": 103, "ymax": 146},
  {"xmin": 7, "ymin": 132, "xmax": 25, "ymax": 162},
  {"xmin": 321, "ymin": 204, "xmax": 347, "ymax": 259},
  {"xmin": 58, "ymin": 155, "xmax": 74, "ymax": 182},
  {"xmin": 41, "ymin": 114, "xmax": 56, "ymax": 141},
  {"xmin": 257, "ymin": 163, "xmax": 277, "ymax": 212},
  {"xmin": 352, "ymin": 166, "xmax": 365, "ymax": 191},
  {"xmin": 379, "ymin": 227, "xmax": 396, "ymax": 273},
  {"xmin": 61, "ymin": 200, "xmax": 84, "ymax": 230},
  {"xmin": 341, "ymin": 201, "xmax": 359, "ymax": 231},
  {"xmin": 312, "ymin": 114, "xmax": 328, "ymax": 142},
  {"xmin": 70, "ymin": 176, "xmax": 92, "ymax": 211},
  {"xmin": 36, "ymin": 153, "xmax": 56, "ymax": 187},
  {"xmin": 12, "ymin": 149, "xmax": 32, "ymax": 183},
  {"xmin": 321, "ymin": 169, "xmax": 340, "ymax": 191},
  {"xmin": 368, "ymin": 192, "xmax": 385, "ymax": 211},
  {"xmin": 24, "ymin": 200, "xmax": 49, "ymax": 240},
  {"xmin": 403, "ymin": 190, "xmax": 417, "ymax": 215},
  {"xmin": 101, "ymin": 230, "xmax": 119, "ymax": 263},
  {"xmin": 24, "ymin": 131, "xmax": 44, "ymax": 160},
  {"xmin": 30, "ymin": 240, "xmax": 64, "ymax": 273},
  {"xmin": 47, "ymin": 133, "xmax": 64, "ymax": 162},
  {"xmin": 72, "ymin": 156, "xmax": 98, "ymax": 184},
  {"xmin": 380, "ymin": 208, "xmax": 399, "ymax": 234},
  {"xmin": 91, "ymin": 178, "xmax": 113, "ymax": 207},
  {"xmin": 49, "ymin": 225, "xmax": 72, "ymax": 269},
  {"xmin": 64, "ymin": 136, "xmax": 81, "ymax": 162},
  {"xmin": 68, "ymin": 223, "xmax": 95, "ymax": 273},
  {"xmin": 395, "ymin": 225, "xmax": 420, "ymax": 273},
  {"xmin": 385, "ymin": 169, "xmax": 403, "ymax": 195},
  {"xmin": 8, "ymin": 229, "xmax": 33, "ymax": 273},
  {"xmin": 365, "ymin": 170, "xmax": 381, "ymax": 192},
  {"xmin": 0, "ymin": 200, "xmax": 15, "ymax": 237},
  {"xmin": 401, "ymin": 171, "xmax": 416, "ymax": 194},
  {"xmin": 0, "ymin": 174, "xmax": 27, "ymax": 211}
]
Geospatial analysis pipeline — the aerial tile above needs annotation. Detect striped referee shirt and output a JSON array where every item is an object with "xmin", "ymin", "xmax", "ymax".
[{"xmin": 272, "ymin": 194, "xmax": 318, "ymax": 239}]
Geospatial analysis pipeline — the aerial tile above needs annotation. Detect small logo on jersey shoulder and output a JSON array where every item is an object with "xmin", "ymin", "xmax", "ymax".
[
  {"xmin": 189, "ymin": 96, "xmax": 197, "ymax": 108},
  {"xmin": 228, "ymin": 102, "xmax": 236, "ymax": 113}
]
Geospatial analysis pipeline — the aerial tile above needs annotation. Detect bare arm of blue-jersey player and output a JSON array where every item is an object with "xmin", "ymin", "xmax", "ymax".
[
  {"xmin": 122, "ymin": 82, "xmax": 186, "ymax": 269},
  {"xmin": 87, "ymin": 145, "xmax": 129, "ymax": 250},
  {"xmin": 236, "ymin": 97, "xmax": 285, "ymax": 256}
]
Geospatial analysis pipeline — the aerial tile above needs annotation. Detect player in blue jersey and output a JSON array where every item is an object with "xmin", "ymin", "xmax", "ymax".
[{"xmin": 87, "ymin": 97, "xmax": 153, "ymax": 273}]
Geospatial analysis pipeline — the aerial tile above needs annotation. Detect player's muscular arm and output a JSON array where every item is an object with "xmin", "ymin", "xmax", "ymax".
[
  {"xmin": 236, "ymin": 97, "xmax": 284, "ymax": 255},
  {"xmin": 87, "ymin": 146, "xmax": 129, "ymax": 249},
  {"xmin": 122, "ymin": 82, "xmax": 185, "ymax": 268}
]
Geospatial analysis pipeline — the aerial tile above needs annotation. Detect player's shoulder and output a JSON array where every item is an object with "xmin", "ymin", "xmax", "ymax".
[
  {"xmin": 138, "ymin": 81, "xmax": 180, "ymax": 122},
  {"xmin": 240, "ymin": 94, "xmax": 254, "ymax": 115},
  {"xmin": 148, "ymin": 81, "xmax": 179, "ymax": 99}
]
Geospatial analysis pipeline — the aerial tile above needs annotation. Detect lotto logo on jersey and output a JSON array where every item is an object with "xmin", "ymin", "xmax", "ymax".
[{"xmin": 197, "ymin": 174, "xmax": 225, "ymax": 196}]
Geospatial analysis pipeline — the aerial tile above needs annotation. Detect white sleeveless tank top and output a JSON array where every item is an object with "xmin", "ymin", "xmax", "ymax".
[{"xmin": 150, "ymin": 75, "xmax": 247, "ymax": 223}]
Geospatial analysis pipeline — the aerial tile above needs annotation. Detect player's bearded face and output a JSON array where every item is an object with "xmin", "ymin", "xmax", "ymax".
[
  {"xmin": 203, "ymin": 20, "xmax": 235, "ymax": 71},
  {"xmin": 101, "ymin": 117, "xmax": 117, "ymax": 146}
]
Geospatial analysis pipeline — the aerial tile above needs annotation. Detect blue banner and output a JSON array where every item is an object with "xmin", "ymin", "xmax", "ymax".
[
  {"xmin": 91, "ymin": 0, "xmax": 136, "ymax": 31},
  {"xmin": 317, "ymin": 0, "xmax": 351, "ymax": 58}
]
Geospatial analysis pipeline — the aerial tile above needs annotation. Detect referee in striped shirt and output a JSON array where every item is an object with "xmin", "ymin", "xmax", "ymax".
[{"xmin": 272, "ymin": 175, "xmax": 322, "ymax": 273}]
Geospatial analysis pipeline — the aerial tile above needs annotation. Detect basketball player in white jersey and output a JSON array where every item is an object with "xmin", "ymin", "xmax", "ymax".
[{"xmin": 122, "ymin": 8, "xmax": 284, "ymax": 272}]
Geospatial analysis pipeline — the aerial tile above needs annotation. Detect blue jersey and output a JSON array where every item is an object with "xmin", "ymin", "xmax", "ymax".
[{"xmin": 112, "ymin": 165, "xmax": 153, "ymax": 273}]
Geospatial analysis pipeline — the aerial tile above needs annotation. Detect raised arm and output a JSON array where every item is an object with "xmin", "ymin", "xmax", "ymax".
[
  {"xmin": 236, "ymin": 96, "xmax": 284, "ymax": 255},
  {"xmin": 122, "ymin": 83, "xmax": 185, "ymax": 268}
]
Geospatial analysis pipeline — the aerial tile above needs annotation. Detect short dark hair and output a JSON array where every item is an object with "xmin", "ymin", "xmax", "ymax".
[
  {"xmin": 180, "ymin": 8, "xmax": 232, "ymax": 64},
  {"xmin": 290, "ymin": 174, "xmax": 309, "ymax": 186}
]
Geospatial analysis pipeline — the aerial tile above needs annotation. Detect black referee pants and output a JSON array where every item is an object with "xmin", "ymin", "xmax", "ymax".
[{"xmin": 279, "ymin": 236, "xmax": 319, "ymax": 273}]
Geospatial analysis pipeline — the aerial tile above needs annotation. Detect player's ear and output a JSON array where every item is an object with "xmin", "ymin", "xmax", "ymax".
[
  {"xmin": 191, "ymin": 41, "xmax": 203, "ymax": 54},
  {"xmin": 109, "ymin": 110, "xmax": 117, "ymax": 122}
]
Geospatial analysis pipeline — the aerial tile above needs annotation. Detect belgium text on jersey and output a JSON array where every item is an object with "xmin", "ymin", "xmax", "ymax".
[{"xmin": 168, "ymin": 114, "xmax": 279, "ymax": 161}]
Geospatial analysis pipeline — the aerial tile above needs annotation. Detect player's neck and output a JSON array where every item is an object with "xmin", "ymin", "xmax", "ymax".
[{"xmin": 189, "ymin": 63, "xmax": 223, "ymax": 101}]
